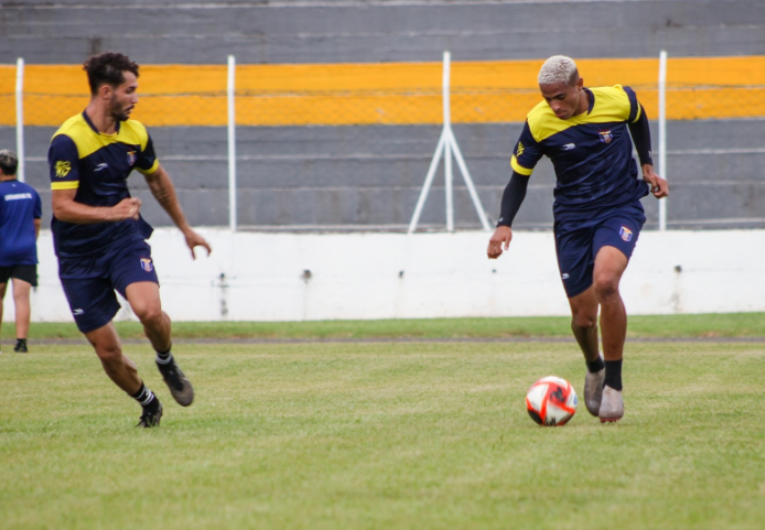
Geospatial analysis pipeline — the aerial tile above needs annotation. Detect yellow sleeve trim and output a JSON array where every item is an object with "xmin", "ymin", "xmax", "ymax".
[
  {"xmin": 136, "ymin": 159, "xmax": 160, "ymax": 176},
  {"xmin": 632, "ymin": 101, "xmax": 642, "ymax": 123},
  {"xmin": 51, "ymin": 181, "xmax": 79, "ymax": 190},
  {"xmin": 510, "ymin": 155, "xmax": 534, "ymax": 176}
]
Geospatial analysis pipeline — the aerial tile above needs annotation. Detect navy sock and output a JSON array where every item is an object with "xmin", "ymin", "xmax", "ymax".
[
  {"xmin": 131, "ymin": 382, "xmax": 158, "ymax": 409},
  {"xmin": 604, "ymin": 359, "xmax": 623, "ymax": 391},
  {"xmin": 586, "ymin": 356, "xmax": 605, "ymax": 373}
]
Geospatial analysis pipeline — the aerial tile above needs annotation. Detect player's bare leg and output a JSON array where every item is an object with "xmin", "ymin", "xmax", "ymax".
[
  {"xmin": 12, "ymin": 278, "xmax": 32, "ymax": 351},
  {"xmin": 84, "ymin": 322, "xmax": 142, "ymax": 394},
  {"xmin": 85, "ymin": 321, "xmax": 163, "ymax": 426},
  {"xmin": 592, "ymin": 245, "xmax": 630, "ymax": 422},
  {"xmin": 126, "ymin": 281, "xmax": 194, "ymax": 407},
  {"xmin": 125, "ymin": 281, "xmax": 171, "ymax": 352},
  {"xmin": 569, "ymin": 288, "xmax": 605, "ymax": 416}
]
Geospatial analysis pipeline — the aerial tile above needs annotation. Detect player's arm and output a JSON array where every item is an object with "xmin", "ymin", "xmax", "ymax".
[
  {"xmin": 626, "ymin": 96, "xmax": 668, "ymax": 199},
  {"xmin": 51, "ymin": 188, "xmax": 141, "ymax": 224},
  {"xmin": 34, "ymin": 218, "xmax": 41, "ymax": 239},
  {"xmin": 487, "ymin": 121, "xmax": 540, "ymax": 260},
  {"xmin": 50, "ymin": 135, "xmax": 141, "ymax": 224},
  {"xmin": 143, "ymin": 164, "xmax": 211, "ymax": 259},
  {"xmin": 488, "ymin": 172, "xmax": 530, "ymax": 259}
]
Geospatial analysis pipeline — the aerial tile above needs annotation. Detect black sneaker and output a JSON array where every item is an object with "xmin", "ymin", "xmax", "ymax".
[
  {"xmin": 14, "ymin": 340, "xmax": 28, "ymax": 353},
  {"xmin": 156, "ymin": 358, "xmax": 194, "ymax": 407},
  {"xmin": 136, "ymin": 401, "xmax": 163, "ymax": 428}
]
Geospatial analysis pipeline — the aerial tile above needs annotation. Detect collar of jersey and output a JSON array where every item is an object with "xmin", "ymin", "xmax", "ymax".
[
  {"xmin": 82, "ymin": 110, "xmax": 121, "ymax": 136},
  {"xmin": 529, "ymin": 87, "xmax": 610, "ymax": 143}
]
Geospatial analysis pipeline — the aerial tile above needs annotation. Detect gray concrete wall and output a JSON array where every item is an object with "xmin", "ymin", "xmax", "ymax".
[
  {"xmin": 1, "ymin": 0, "xmax": 764, "ymax": 231},
  {"xmin": 2, "ymin": 0, "xmax": 764, "ymax": 64}
]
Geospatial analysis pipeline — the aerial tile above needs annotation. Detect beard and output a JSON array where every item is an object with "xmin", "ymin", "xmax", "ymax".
[{"xmin": 109, "ymin": 96, "xmax": 130, "ymax": 122}]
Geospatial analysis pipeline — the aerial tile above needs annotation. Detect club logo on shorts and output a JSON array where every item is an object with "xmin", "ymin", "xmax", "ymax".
[
  {"xmin": 561, "ymin": 273, "xmax": 570, "ymax": 280},
  {"xmin": 598, "ymin": 130, "xmax": 613, "ymax": 144},
  {"xmin": 619, "ymin": 226, "xmax": 633, "ymax": 242},
  {"xmin": 127, "ymin": 151, "xmax": 137, "ymax": 166},
  {"xmin": 140, "ymin": 258, "xmax": 153, "ymax": 272}
]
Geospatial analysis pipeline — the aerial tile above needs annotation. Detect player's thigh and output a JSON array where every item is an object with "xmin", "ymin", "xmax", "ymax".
[
  {"xmin": 60, "ymin": 276, "xmax": 121, "ymax": 334},
  {"xmin": 555, "ymin": 222, "xmax": 596, "ymax": 299},
  {"xmin": 11, "ymin": 277, "xmax": 32, "ymax": 299},
  {"xmin": 124, "ymin": 281, "xmax": 162, "ymax": 320}
]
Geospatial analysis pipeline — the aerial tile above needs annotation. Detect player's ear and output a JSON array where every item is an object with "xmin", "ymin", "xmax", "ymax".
[{"xmin": 98, "ymin": 83, "xmax": 113, "ymax": 100}]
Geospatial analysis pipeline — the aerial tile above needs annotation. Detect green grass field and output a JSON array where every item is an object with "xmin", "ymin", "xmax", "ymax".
[
  {"xmin": 5, "ymin": 312, "xmax": 765, "ymax": 341},
  {"xmin": 2, "ymin": 327, "xmax": 764, "ymax": 529}
]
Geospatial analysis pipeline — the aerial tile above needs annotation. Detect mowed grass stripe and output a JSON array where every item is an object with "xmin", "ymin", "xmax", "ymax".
[
  {"xmin": 1, "ymin": 341, "xmax": 764, "ymax": 529},
  {"xmin": 7, "ymin": 312, "xmax": 765, "ymax": 342}
]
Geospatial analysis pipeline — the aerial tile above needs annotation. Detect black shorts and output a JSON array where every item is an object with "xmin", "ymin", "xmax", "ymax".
[{"xmin": 0, "ymin": 264, "xmax": 38, "ymax": 287}]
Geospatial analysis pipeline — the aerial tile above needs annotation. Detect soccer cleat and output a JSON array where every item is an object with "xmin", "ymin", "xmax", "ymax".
[
  {"xmin": 599, "ymin": 385, "xmax": 624, "ymax": 423},
  {"xmin": 156, "ymin": 358, "xmax": 194, "ymax": 407},
  {"xmin": 14, "ymin": 341, "xmax": 28, "ymax": 353},
  {"xmin": 136, "ymin": 401, "xmax": 163, "ymax": 428},
  {"xmin": 584, "ymin": 359, "xmax": 606, "ymax": 416}
]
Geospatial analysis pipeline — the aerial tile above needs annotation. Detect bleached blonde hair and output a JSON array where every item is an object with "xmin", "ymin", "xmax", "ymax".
[{"xmin": 538, "ymin": 55, "xmax": 579, "ymax": 86}]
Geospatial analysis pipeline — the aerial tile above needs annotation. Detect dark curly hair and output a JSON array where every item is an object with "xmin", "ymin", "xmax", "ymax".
[{"xmin": 83, "ymin": 52, "xmax": 140, "ymax": 96}]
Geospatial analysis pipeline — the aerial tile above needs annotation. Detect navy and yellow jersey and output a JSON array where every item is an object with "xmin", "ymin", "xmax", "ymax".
[
  {"xmin": 510, "ymin": 85, "xmax": 649, "ymax": 222},
  {"xmin": 48, "ymin": 112, "xmax": 159, "ymax": 258}
]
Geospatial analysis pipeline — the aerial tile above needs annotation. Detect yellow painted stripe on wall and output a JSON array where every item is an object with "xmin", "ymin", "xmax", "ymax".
[{"xmin": 1, "ymin": 57, "xmax": 764, "ymax": 126}]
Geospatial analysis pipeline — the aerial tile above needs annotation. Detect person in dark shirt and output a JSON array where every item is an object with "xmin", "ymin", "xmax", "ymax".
[
  {"xmin": 0, "ymin": 150, "xmax": 42, "ymax": 354},
  {"xmin": 48, "ymin": 52, "xmax": 211, "ymax": 428},
  {"xmin": 487, "ymin": 56, "xmax": 668, "ymax": 423}
]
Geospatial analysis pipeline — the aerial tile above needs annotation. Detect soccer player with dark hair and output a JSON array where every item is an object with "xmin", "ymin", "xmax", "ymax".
[
  {"xmin": 48, "ymin": 52, "xmax": 212, "ymax": 427},
  {"xmin": 0, "ymin": 149, "xmax": 42, "ymax": 354},
  {"xmin": 487, "ymin": 56, "xmax": 668, "ymax": 423}
]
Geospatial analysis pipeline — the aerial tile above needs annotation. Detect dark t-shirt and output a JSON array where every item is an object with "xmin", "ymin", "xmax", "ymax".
[
  {"xmin": 0, "ymin": 179, "xmax": 42, "ymax": 266},
  {"xmin": 48, "ymin": 111, "xmax": 158, "ymax": 260},
  {"xmin": 510, "ymin": 85, "xmax": 649, "ymax": 222}
]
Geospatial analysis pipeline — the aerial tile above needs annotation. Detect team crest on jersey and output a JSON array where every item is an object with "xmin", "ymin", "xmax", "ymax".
[
  {"xmin": 140, "ymin": 258, "xmax": 153, "ymax": 272},
  {"xmin": 599, "ymin": 130, "xmax": 613, "ymax": 144},
  {"xmin": 619, "ymin": 226, "xmax": 633, "ymax": 242},
  {"xmin": 516, "ymin": 142, "xmax": 525, "ymax": 157},
  {"xmin": 127, "ymin": 151, "xmax": 137, "ymax": 166},
  {"xmin": 55, "ymin": 161, "xmax": 72, "ymax": 178}
]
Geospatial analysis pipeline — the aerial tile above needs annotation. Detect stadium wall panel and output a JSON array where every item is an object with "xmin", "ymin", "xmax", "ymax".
[{"xmin": 11, "ymin": 228, "xmax": 765, "ymax": 323}]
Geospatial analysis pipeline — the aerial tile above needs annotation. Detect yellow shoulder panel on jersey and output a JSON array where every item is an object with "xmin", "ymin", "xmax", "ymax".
[
  {"xmin": 526, "ymin": 85, "xmax": 633, "ymax": 143},
  {"xmin": 51, "ymin": 115, "xmax": 150, "ymax": 160}
]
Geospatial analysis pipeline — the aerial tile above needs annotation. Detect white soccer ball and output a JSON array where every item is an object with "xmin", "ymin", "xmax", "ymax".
[{"xmin": 525, "ymin": 376, "xmax": 578, "ymax": 426}]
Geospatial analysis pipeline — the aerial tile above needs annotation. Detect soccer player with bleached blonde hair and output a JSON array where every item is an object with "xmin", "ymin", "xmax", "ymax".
[{"xmin": 487, "ymin": 55, "xmax": 668, "ymax": 423}]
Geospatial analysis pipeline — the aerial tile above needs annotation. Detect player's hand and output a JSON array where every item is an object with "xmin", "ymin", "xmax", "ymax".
[
  {"xmin": 183, "ymin": 229, "xmax": 212, "ymax": 260},
  {"xmin": 642, "ymin": 164, "xmax": 669, "ymax": 199},
  {"xmin": 112, "ymin": 197, "xmax": 142, "ymax": 221},
  {"xmin": 487, "ymin": 226, "xmax": 513, "ymax": 259}
]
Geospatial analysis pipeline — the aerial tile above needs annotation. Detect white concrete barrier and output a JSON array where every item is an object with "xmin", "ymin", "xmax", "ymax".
[{"xmin": 5, "ymin": 228, "xmax": 764, "ymax": 323}]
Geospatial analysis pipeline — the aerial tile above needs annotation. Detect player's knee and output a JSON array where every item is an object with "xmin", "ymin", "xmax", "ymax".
[
  {"xmin": 95, "ymin": 343, "xmax": 123, "ymax": 364},
  {"xmin": 571, "ymin": 314, "xmax": 596, "ymax": 330},
  {"xmin": 134, "ymin": 303, "xmax": 163, "ymax": 326},
  {"xmin": 593, "ymin": 273, "xmax": 620, "ymax": 300}
]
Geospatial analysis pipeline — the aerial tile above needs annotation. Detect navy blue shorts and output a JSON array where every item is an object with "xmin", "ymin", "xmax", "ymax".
[
  {"xmin": 554, "ymin": 202, "xmax": 646, "ymax": 299},
  {"xmin": 58, "ymin": 239, "xmax": 159, "ymax": 333}
]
